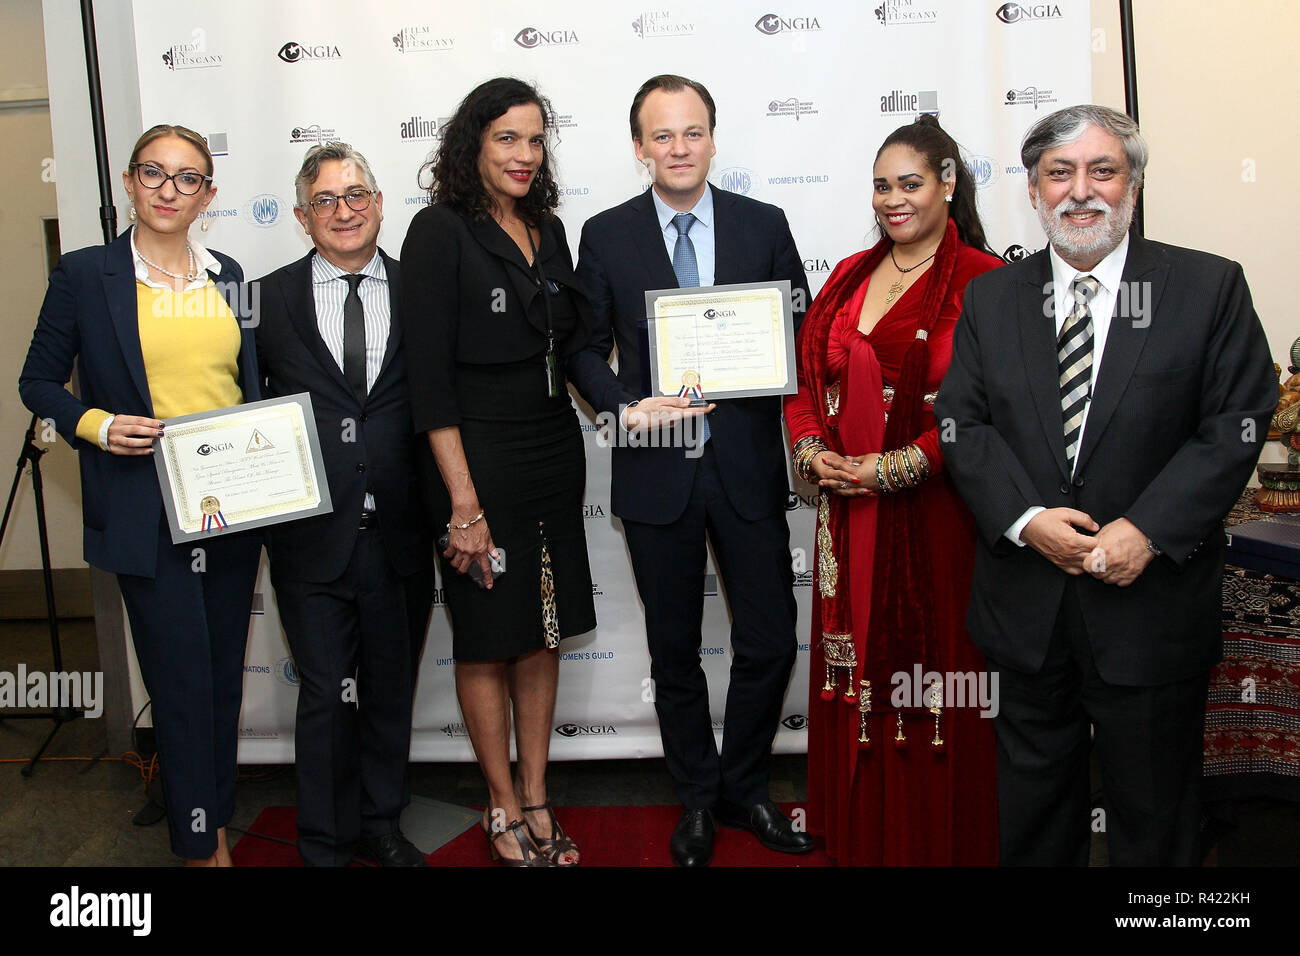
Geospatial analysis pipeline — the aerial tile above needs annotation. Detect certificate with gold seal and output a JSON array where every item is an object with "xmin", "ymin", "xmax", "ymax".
[
  {"xmin": 153, "ymin": 393, "xmax": 333, "ymax": 544},
  {"xmin": 644, "ymin": 280, "xmax": 797, "ymax": 400}
]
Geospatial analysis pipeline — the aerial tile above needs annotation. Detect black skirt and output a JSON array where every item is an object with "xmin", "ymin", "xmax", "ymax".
[{"xmin": 435, "ymin": 359, "xmax": 595, "ymax": 662}]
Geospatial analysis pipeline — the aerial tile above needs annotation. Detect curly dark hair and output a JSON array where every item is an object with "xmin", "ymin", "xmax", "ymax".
[
  {"xmin": 877, "ymin": 114, "xmax": 995, "ymax": 257},
  {"xmin": 423, "ymin": 77, "xmax": 560, "ymax": 223}
]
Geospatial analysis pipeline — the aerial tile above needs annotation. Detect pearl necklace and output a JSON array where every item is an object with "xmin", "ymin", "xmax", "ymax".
[{"xmin": 137, "ymin": 242, "xmax": 200, "ymax": 282}]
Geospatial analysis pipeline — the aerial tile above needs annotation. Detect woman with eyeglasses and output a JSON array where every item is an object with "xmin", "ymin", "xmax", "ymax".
[{"xmin": 19, "ymin": 124, "xmax": 262, "ymax": 866}]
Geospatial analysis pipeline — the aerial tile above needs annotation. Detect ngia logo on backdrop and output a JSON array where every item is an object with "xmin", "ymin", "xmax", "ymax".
[
  {"xmin": 513, "ymin": 26, "xmax": 579, "ymax": 48},
  {"xmin": 277, "ymin": 40, "xmax": 343, "ymax": 63},
  {"xmin": 996, "ymin": 2, "xmax": 1064, "ymax": 23}
]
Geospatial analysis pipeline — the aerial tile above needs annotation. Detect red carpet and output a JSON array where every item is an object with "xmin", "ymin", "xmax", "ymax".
[{"xmin": 231, "ymin": 804, "xmax": 831, "ymax": 867}]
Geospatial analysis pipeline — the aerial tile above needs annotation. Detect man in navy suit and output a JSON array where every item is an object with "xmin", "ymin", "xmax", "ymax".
[
  {"xmin": 254, "ymin": 143, "xmax": 432, "ymax": 866},
  {"xmin": 568, "ymin": 75, "xmax": 812, "ymax": 866},
  {"xmin": 937, "ymin": 105, "xmax": 1275, "ymax": 865}
]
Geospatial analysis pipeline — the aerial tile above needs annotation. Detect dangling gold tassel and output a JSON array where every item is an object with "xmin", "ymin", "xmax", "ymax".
[
  {"xmin": 857, "ymin": 680, "xmax": 872, "ymax": 750},
  {"xmin": 894, "ymin": 712, "xmax": 907, "ymax": 749},
  {"xmin": 928, "ymin": 680, "xmax": 945, "ymax": 754}
]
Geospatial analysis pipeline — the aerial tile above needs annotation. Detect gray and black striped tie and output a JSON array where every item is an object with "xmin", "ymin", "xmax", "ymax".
[{"xmin": 1058, "ymin": 274, "xmax": 1098, "ymax": 467}]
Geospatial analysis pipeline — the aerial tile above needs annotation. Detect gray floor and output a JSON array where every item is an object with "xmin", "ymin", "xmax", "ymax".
[{"xmin": 1, "ymin": 618, "xmax": 1296, "ymax": 866}]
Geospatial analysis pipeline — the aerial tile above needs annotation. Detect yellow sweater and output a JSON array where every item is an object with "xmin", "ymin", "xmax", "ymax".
[{"xmin": 76, "ymin": 282, "xmax": 244, "ymax": 444}]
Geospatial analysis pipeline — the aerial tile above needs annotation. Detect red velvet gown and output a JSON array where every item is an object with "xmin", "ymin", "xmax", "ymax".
[{"xmin": 785, "ymin": 244, "xmax": 1000, "ymax": 865}]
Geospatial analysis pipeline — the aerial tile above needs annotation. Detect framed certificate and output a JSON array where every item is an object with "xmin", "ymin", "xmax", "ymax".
[
  {"xmin": 643, "ymin": 280, "xmax": 797, "ymax": 400},
  {"xmin": 153, "ymin": 393, "xmax": 333, "ymax": 544}
]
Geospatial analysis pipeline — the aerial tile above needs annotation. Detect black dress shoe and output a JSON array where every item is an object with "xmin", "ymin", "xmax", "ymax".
[
  {"xmin": 357, "ymin": 831, "xmax": 429, "ymax": 867},
  {"xmin": 670, "ymin": 808, "xmax": 715, "ymax": 867},
  {"xmin": 716, "ymin": 800, "xmax": 813, "ymax": 854}
]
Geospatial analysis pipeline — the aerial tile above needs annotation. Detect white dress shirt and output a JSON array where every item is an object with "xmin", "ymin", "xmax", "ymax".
[
  {"xmin": 650, "ymin": 185, "xmax": 715, "ymax": 287},
  {"xmin": 311, "ymin": 249, "xmax": 390, "ymax": 511},
  {"xmin": 1005, "ymin": 233, "xmax": 1131, "ymax": 546}
]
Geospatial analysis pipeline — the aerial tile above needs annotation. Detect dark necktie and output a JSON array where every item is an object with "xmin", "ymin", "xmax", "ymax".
[
  {"xmin": 1058, "ymin": 274, "xmax": 1099, "ymax": 468},
  {"xmin": 342, "ymin": 273, "xmax": 367, "ymax": 402}
]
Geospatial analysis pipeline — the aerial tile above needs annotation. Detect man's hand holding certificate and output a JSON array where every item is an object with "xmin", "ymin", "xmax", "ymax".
[{"xmin": 643, "ymin": 280, "xmax": 797, "ymax": 401}]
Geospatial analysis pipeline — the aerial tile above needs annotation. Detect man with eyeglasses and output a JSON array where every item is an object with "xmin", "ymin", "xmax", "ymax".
[{"xmin": 253, "ymin": 142, "xmax": 433, "ymax": 866}]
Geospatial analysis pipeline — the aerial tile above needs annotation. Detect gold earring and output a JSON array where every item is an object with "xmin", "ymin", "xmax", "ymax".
[
  {"xmin": 128, "ymin": 204, "xmax": 136, "ymax": 222},
  {"xmin": 200, "ymin": 217, "xmax": 209, "ymax": 233}
]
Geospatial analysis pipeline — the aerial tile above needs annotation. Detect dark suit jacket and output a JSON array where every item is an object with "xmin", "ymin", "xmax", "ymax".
[
  {"xmin": 935, "ymin": 235, "xmax": 1276, "ymax": 685},
  {"xmin": 19, "ymin": 228, "xmax": 259, "ymax": 578},
  {"xmin": 254, "ymin": 249, "xmax": 430, "ymax": 584},
  {"xmin": 568, "ymin": 185, "xmax": 810, "ymax": 525}
]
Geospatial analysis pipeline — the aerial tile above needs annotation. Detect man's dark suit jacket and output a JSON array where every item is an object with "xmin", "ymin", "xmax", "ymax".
[
  {"xmin": 19, "ymin": 228, "xmax": 259, "ymax": 577},
  {"xmin": 568, "ymin": 185, "xmax": 810, "ymax": 525},
  {"xmin": 254, "ymin": 249, "xmax": 429, "ymax": 584},
  {"xmin": 936, "ymin": 235, "xmax": 1276, "ymax": 686}
]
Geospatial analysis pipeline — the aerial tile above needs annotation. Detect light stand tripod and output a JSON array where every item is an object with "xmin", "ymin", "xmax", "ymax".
[{"xmin": 0, "ymin": 413, "xmax": 82, "ymax": 775}]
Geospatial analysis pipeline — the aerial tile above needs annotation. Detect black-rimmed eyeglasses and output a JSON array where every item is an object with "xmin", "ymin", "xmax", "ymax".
[
  {"xmin": 305, "ymin": 188, "xmax": 374, "ymax": 216},
  {"xmin": 130, "ymin": 162, "xmax": 212, "ymax": 195}
]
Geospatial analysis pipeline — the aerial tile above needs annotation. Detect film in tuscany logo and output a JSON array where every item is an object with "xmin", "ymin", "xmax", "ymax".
[
  {"xmin": 874, "ymin": 1, "xmax": 938, "ymax": 25},
  {"xmin": 277, "ymin": 40, "xmax": 343, "ymax": 63},
  {"xmin": 513, "ymin": 26, "xmax": 579, "ymax": 49},
  {"xmin": 754, "ymin": 12, "xmax": 822, "ymax": 34},
  {"xmin": 161, "ymin": 31, "xmax": 222, "ymax": 70},
  {"xmin": 996, "ymin": 2, "xmax": 1063, "ymax": 23},
  {"xmin": 392, "ymin": 25, "xmax": 453, "ymax": 52},
  {"xmin": 632, "ymin": 11, "xmax": 695, "ymax": 37}
]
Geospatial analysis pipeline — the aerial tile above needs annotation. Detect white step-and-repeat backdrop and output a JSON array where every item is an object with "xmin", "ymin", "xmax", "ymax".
[{"xmin": 119, "ymin": 0, "xmax": 1092, "ymax": 761}]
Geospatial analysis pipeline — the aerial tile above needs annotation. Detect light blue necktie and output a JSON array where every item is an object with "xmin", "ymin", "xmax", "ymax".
[
  {"xmin": 670, "ymin": 212, "xmax": 708, "ymax": 445},
  {"xmin": 672, "ymin": 213, "xmax": 700, "ymax": 287}
]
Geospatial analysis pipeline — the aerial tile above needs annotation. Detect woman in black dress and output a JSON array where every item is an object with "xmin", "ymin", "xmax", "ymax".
[{"xmin": 400, "ymin": 78, "xmax": 595, "ymax": 866}]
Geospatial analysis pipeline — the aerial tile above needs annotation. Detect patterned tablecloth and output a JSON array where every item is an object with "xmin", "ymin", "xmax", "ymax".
[{"xmin": 1205, "ymin": 492, "xmax": 1300, "ymax": 802}]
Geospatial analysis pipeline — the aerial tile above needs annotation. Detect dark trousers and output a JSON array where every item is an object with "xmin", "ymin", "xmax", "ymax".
[
  {"xmin": 623, "ymin": 444, "xmax": 798, "ymax": 809},
  {"xmin": 271, "ymin": 526, "xmax": 431, "ymax": 866},
  {"xmin": 117, "ymin": 522, "xmax": 262, "ymax": 859},
  {"xmin": 991, "ymin": 581, "xmax": 1210, "ymax": 866}
]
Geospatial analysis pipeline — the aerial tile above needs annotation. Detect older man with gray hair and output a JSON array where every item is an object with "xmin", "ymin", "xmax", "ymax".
[
  {"xmin": 936, "ymin": 105, "xmax": 1275, "ymax": 865},
  {"xmin": 254, "ymin": 142, "xmax": 433, "ymax": 866}
]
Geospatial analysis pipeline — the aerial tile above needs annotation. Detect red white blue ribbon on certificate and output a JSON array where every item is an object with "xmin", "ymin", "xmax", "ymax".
[
  {"xmin": 678, "ymin": 384, "xmax": 703, "ymax": 400},
  {"xmin": 202, "ymin": 511, "xmax": 227, "ymax": 532}
]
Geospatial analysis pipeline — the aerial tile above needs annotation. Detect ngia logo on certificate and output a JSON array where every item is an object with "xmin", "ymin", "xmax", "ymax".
[{"xmin": 153, "ymin": 393, "xmax": 334, "ymax": 544}]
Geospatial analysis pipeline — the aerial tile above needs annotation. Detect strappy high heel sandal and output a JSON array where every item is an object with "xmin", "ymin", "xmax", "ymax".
[
  {"xmin": 485, "ymin": 818, "xmax": 553, "ymax": 867},
  {"xmin": 521, "ymin": 802, "xmax": 581, "ymax": 866}
]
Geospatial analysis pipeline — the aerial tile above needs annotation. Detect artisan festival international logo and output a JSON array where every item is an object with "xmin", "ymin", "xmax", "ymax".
[{"xmin": 1004, "ymin": 86, "xmax": 1059, "ymax": 110}]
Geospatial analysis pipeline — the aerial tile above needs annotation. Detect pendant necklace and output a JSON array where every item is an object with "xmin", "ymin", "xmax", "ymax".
[{"xmin": 885, "ymin": 245, "xmax": 937, "ymax": 306}]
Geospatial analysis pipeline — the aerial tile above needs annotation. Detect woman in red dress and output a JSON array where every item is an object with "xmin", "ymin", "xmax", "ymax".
[{"xmin": 785, "ymin": 116, "xmax": 1003, "ymax": 864}]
